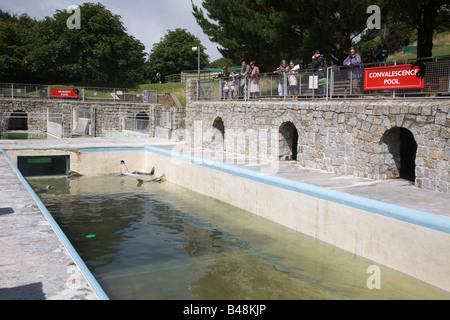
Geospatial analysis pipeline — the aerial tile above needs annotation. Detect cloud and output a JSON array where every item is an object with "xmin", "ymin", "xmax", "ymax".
[{"xmin": 0, "ymin": 0, "xmax": 222, "ymax": 61}]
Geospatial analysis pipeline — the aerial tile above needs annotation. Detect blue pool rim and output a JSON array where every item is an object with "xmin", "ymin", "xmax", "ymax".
[
  {"xmin": 140, "ymin": 145, "xmax": 450, "ymax": 235},
  {"xmin": 0, "ymin": 148, "xmax": 110, "ymax": 300},
  {"xmin": 80, "ymin": 145, "xmax": 450, "ymax": 234}
]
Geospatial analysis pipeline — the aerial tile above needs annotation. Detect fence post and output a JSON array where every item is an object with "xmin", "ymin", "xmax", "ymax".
[
  {"xmin": 326, "ymin": 68, "xmax": 329, "ymax": 101},
  {"xmin": 11, "ymin": 83, "xmax": 14, "ymax": 99},
  {"xmin": 350, "ymin": 71, "xmax": 353, "ymax": 96}
]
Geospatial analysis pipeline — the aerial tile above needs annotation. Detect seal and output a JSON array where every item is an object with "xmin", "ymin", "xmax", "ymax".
[
  {"xmin": 120, "ymin": 160, "xmax": 155, "ymax": 177},
  {"xmin": 32, "ymin": 185, "xmax": 52, "ymax": 193},
  {"xmin": 68, "ymin": 170, "xmax": 83, "ymax": 179},
  {"xmin": 137, "ymin": 174, "xmax": 167, "ymax": 185}
]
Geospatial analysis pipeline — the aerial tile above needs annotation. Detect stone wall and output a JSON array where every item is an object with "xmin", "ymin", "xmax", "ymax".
[
  {"xmin": 2, "ymin": 97, "xmax": 449, "ymax": 194},
  {"xmin": 184, "ymin": 100, "xmax": 450, "ymax": 194},
  {"xmin": 0, "ymin": 99, "xmax": 185, "ymax": 139}
]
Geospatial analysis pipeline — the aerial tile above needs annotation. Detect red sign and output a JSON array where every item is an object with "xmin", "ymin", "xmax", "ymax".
[
  {"xmin": 50, "ymin": 88, "xmax": 79, "ymax": 98},
  {"xmin": 364, "ymin": 64, "xmax": 425, "ymax": 91}
]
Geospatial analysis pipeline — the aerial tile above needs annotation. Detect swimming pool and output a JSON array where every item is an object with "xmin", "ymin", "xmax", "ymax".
[{"xmin": 28, "ymin": 174, "xmax": 450, "ymax": 300}]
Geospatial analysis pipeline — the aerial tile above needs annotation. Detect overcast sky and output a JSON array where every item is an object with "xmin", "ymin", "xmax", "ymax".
[{"xmin": 0, "ymin": 0, "xmax": 223, "ymax": 61}]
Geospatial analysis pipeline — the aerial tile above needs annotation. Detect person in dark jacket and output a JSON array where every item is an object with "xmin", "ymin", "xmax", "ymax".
[{"xmin": 312, "ymin": 50, "xmax": 325, "ymax": 96}]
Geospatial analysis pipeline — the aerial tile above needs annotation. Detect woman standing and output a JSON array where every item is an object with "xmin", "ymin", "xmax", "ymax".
[
  {"xmin": 274, "ymin": 60, "xmax": 288, "ymax": 98},
  {"xmin": 287, "ymin": 60, "xmax": 299, "ymax": 99},
  {"xmin": 249, "ymin": 61, "xmax": 260, "ymax": 99}
]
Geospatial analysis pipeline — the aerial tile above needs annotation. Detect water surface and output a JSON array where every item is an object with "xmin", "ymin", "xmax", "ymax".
[{"xmin": 29, "ymin": 175, "xmax": 450, "ymax": 300}]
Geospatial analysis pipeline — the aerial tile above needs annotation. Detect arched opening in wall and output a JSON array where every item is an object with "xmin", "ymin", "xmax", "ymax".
[
  {"xmin": 279, "ymin": 122, "xmax": 299, "ymax": 161},
  {"xmin": 213, "ymin": 117, "xmax": 225, "ymax": 140},
  {"xmin": 136, "ymin": 113, "xmax": 150, "ymax": 131},
  {"xmin": 8, "ymin": 111, "xmax": 28, "ymax": 130},
  {"xmin": 210, "ymin": 117, "xmax": 225, "ymax": 150},
  {"xmin": 381, "ymin": 127, "xmax": 418, "ymax": 181}
]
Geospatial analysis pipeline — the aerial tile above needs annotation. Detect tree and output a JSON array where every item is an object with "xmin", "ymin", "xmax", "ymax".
[
  {"xmin": 192, "ymin": 0, "xmax": 300, "ymax": 70},
  {"xmin": 298, "ymin": 0, "xmax": 388, "ymax": 64},
  {"xmin": 146, "ymin": 28, "xmax": 209, "ymax": 81},
  {"xmin": 192, "ymin": 0, "xmax": 388, "ymax": 69},
  {"xmin": 28, "ymin": 3, "xmax": 146, "ymax": 84},
  {"xmin": 389, "ymin": 0, "xmax": 449, "ymax": 58},
  {"xmin": 0, "ymin": 11, "xmax": 37, "ymax": 82}
]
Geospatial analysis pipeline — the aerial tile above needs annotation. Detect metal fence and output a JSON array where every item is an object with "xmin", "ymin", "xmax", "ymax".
[
  {"xmin": 0, "ymin": 83, "xmax": 158, "ymax": 103},
  {"xmin": 199, "ymin": 55, "xmax": 450, "ymax": 101}
]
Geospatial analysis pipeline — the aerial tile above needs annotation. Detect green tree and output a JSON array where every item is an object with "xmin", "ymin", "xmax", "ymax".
[
  {"xmin": 192, "ymin": 0, "xmax": 391, "ymax": 68},
  {"xmin": 389, "ymin": 0, "xmax": 449, "ymax": 58},
  {"xmin": 146, "ymin": 28, "xmax": 209, "ymax": 81},
  {"xmin": 28, "ymin": 3, "xmax": 146, "ymax": 85},
  {"xmin": 0, "ymin": 11, "xmax": 37, "ymax": 82},
  {"xmin": 192, "ymin": 0, "xmax": 300, "ymax": 70}
]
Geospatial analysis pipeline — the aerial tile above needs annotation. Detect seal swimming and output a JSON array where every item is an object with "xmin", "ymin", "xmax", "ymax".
[
  {"xmin": 120, "ymin": 160, "xmax": 155, "ymax": 177},
  {"xmin": 137, "ymin": 174, "xmax": 167, "ymax": 185},
  {"xmin": 32, "ymin": 185, "xmax": 51, "ymax": 193}
]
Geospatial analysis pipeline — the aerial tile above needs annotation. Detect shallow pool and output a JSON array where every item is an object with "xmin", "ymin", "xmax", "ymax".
[
  {"xmin": 29, "ymin": 175, "xmax": 450, "ymax": 300},
  {"xmin": 1, "ymin": 131, "xmax": 49, "ymax": 140}
]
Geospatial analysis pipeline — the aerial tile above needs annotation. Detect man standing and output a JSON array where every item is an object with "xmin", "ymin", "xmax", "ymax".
[
  {"xmin": 239, "ymin": 60, "xmax": 252, "ymax": 99},
  {"xmin": 343, "ymin": 47, "xmax": 363, "ymax": 95},
  {"xmin": 312, "ymin": 50, "xmax": 326, "ymax": 97}
]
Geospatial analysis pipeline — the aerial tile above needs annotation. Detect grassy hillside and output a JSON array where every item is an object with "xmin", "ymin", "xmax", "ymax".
[
  {"xmin": 388, "ymin": 31, "xmax": 450, "ymax": 61},
  {"xmin": 140, "ymin": 82, "xmax": 187, "ymax": 107}
]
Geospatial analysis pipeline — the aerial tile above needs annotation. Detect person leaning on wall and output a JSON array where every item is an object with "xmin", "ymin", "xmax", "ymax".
[{"xmin": 343, "ymin": 47, "xmax": 363, "ymax": 96}]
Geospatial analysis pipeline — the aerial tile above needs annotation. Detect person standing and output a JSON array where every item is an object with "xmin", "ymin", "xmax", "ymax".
[
  {"xmin": 376, "ymin": 44, "xmax": 389, "ymax": 62},
  {"xmin": 287, "ymin": 60, "xmax": 299, "ymax": 99},
  {"xmin": 218, "ymin": 66, "xmax": 231, "ymax": 100},
  {"xmin": 249, "ymin": 61, "xmax": 260, "ymax": 99},
  {"xmin": 312, "ymin": 50, "xmax": 325, "ymax": 96},
  {"xmin": 274, "ymin": 60, "xmax": 289, "ymax": 98},
  {"xmin": 343, "ymin": 47, "xmax": 363, "ymax": 96},
  {"xmin": 239, "ymin": 60, "xmax": 252, "ymax": 99}
]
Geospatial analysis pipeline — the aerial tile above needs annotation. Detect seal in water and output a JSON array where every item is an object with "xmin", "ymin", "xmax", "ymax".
[
  {"xmin": 68, "ymin": 170, "xmax": 83, "ymax": 179},
  {"xmin": 33, "ymin": 185, "xmax": 52, "ymax": 193},
  {"xmin": 137, "ymin": 174, "xmax": 167, "ymax": 185},
  {"xmin": 120, "ymin": 160, "xmax": 155, "ymax": 177}
]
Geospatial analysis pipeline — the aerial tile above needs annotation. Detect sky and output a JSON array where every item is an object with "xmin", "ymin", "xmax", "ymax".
[{"xmin": 0, "ymin": 0, "xmax": 223, "ymax": 62}]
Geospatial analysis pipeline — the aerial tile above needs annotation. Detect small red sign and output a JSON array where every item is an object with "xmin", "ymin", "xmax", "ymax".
[
  {"xmin": 50, "ymin": 88, "xmax": 79, "ymax": 98},
  {"xmin": 364, "ymin": 64, "xmax": 425, "ymax": 91}
]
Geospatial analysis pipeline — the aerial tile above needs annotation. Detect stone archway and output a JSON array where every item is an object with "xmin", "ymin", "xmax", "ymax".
[
  {"xmin": 381, "ymin": 127, "xmax": 418, "ymax": 181},
  {"xmin": 8, "ymin": 110, "xmax": 28, "ymax": 130},
  {"xmin": 136, "ymin": 113, "xmax": 150, "ymax": 131},
  {"xmin": 213, "ymin": 117, "xmax": 225, "ymax": 140},
  {"xmin": 279, "ymin": 122, "xmax": 299, "ymax": 161},
  {"xmin": 208, "ymin": 117, "xmax": 225, "ymax": 150}
]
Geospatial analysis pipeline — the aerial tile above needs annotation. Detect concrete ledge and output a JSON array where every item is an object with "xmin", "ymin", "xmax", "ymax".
[{"xmin": 0, "ymin": 148, "xmax": 109, "ymax": 300}]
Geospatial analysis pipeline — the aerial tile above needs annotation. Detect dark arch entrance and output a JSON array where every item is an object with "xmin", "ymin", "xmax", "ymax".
[
  {"xmin": 8, "ymin": 111, "xmax": 28, "ymax": 130},
  {"xmin": 213, "ymin": 117, "xmax": 225, "ymax": 140},
  {"xmin": 136, "ymin": 113, "xmax": 149, "ymax": 130},
  {"xmin": 381, "ymin": 127, "xmax": 417, "ymax": 181},
  {"xmin": 279, "ymin": 122, "xmax": 299, "ymax": 161}
]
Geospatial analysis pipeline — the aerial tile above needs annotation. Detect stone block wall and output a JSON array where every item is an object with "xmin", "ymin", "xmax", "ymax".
[
  {"xmin": 0, "ymin": 99, "xmax": 184, "ymax": 139},
  {"xmin": 185, "ymin": 100, "xmax": 450, "ymax": 194}
]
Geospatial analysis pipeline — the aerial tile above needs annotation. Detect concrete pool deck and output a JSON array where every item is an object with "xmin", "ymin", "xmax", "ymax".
[{"xmin": 0, "ymin": 136, "xmax": 449, "ymax": 299}]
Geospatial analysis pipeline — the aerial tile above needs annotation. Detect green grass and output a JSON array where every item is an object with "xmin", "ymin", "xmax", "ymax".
[
  {"xmin": 388, "ymin": 31, "xmax": 450, "ymax": 61},
  {"xmin": 139, "ymin": 82, "xmax": 187, "ymax": 106}
]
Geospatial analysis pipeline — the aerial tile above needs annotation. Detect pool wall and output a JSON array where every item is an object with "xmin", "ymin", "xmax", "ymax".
[
  {"xmin": 140, "ymin": 145, "xmax": 450, "ymax": 293},
  {"xmin": 7, "ymin": 146, "xmax": 450, "ymax": 292}
]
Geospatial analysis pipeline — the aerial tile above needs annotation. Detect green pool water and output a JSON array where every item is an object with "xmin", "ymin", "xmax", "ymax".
[
  {"xmin": 28, "ymin": 175, "xmax": 450, "ymax": 300},
  {"xmin": 1, "ymin": 131, "xmax": 49, "ymax": 140}
]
